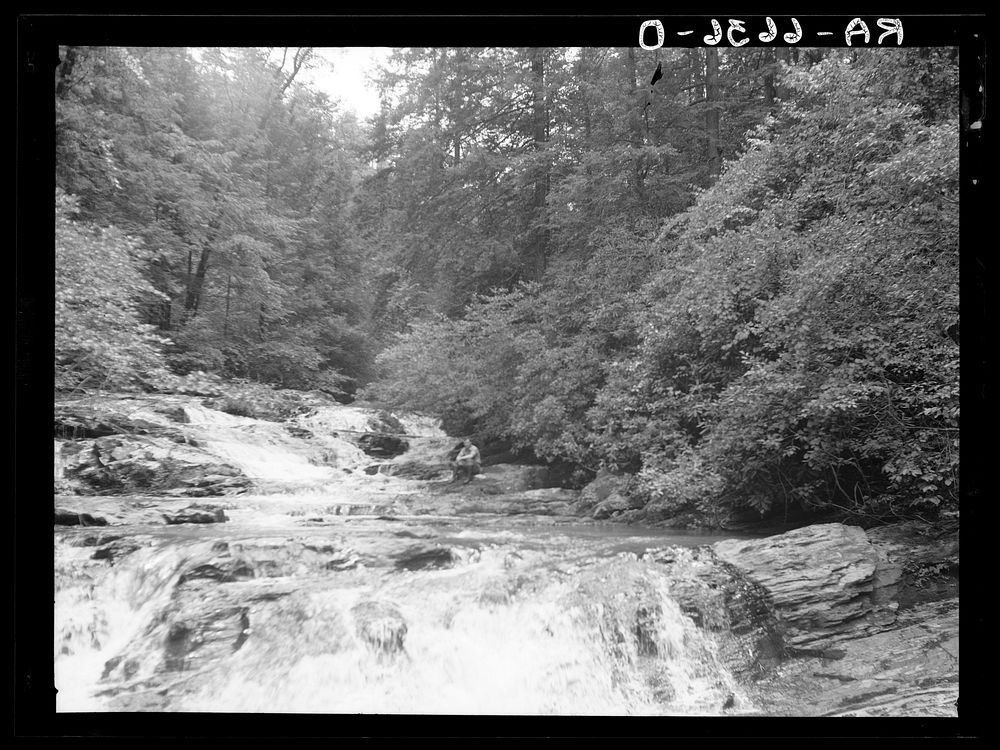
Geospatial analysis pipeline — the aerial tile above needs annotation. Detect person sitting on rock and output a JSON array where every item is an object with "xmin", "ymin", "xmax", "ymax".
[{"xmin": 453, "ymin": 438, "xmax": 481, "ymax": 485}]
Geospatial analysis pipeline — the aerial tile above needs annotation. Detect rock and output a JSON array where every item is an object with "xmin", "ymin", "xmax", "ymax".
[
  {"xmin": 712, "ymin": 523, "xmax": 898, "ymax": 650},
  {"xmin": 61, "ymin": 435, "xmax": 252, "ymax": 497},
  {"xmin": 161, "ymin": 607, "xmax": 251, "ymax": 673},
  {"xmin": 54, "ymin": 508, "xmax": 107, "ymax": 526},
  {"xmin": 646, "ymin": 546, "xmax": 786, "ymax": 679},
  {"xmin": 356, "ymin": 432, "xmax": 409, "ymax": 458},
  {"xmin": 591, "ymin": 491, "xmax": 643, "ymax": 520},
  {"xmin": 454, "ymin": 488, "xmax": 579, "ymax": 516},
  {"xmin": 394, "ymin": 544, "xmax": 456, "ymax": 570},
  {"xmin": 367, "ymin": 411, "xmax": 406, "ymax": 435},
  {"xmin": 751, "ymin": 598, "xmax": 959, "ymax": 717},
  {"xmin": 865, "ymin": 521, "xmax": 960, "ymax": 609},
  {"xmin": 578, "ymin": 470, "xmax": 634, "ymax": 512},
  {"xmin": 70, "ymin": 533, "xmax": 122, "ymax": 547},
  {"xmin": 478, "ymin": 579, "xmax": 514, "ymax": 606},
  {"xmin": 154, "ymin": 405, "xmax": 189, "ymax": 423},
  {"xmin": 379, "ymin": 460, "xmax": 452, "ymax": 480},
  {"xmin": 101, "ymin": 655, "xmax": 141, "ymax": 681},
  {"xmin": 173, "ymin": 538, "xmax": 360, "ymax": 583},
  {"xmin": 178, "ymin": 559, "xmax": 255, "ymax": 584},
  {"xmin": 161, "ymin": 504, "xmax": 229, "ymax": 525},
  {"xmin": 351, "ymin": 600, "xmax": 407, "ymax": 656},
  {"xmin": 54, "ymin": 402, "xmax": 188, "ymax": 440},
  {"xmin": 91, "ymin": 539, "xmax": 143, "ymax": 562},
  {"xmin": 284, "ymin": 425, "xmax": 314, "ymax": 439},
  {"xmin": 477, "ymin": 464, "xmax": 551, "ymax": 492}
]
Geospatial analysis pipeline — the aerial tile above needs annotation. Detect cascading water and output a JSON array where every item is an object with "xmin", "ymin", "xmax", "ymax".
[{"xmin": 54, "ymin": 396, "xmax": 763, "ymax": 714}]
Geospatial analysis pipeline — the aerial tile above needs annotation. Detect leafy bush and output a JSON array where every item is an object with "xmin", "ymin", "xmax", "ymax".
[
  {"xmin": 591, "ymin": 50, "xmax": 959, "ymax": 523},
  {"xmin": 359, "ymin": 50, "xmax": 960, "ymax": 526},
  {"xmin": 55, "ymin": 190, "xmax": 169, "ymax": 392}
]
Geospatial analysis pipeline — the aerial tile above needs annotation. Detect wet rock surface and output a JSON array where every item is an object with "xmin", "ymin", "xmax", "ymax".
[
  {"xmin": 351, "ymin": 600, "xmax": 408, "ymax": 656},
  {"xmin": 646, "ymin": 546, "xmax": 786, "ymax": 680},
  {"xmin": 59, "ymin": 435, "xmax": 252, "ymax": 497},
  {"xmin": 713, "ymin": 523, "xmax": 897, "ymax": 650},
  {"xmin": 393, "ymin": 544, "xmax": 457, "ymax": 571},
  {"xmin": 161, "ymin": 504, "xmax": 229, "ymax": 525},
  {"xmin": 356, "ymin": 433, "xmax": 409, "ymax": 458},
  {"xmin": 55, "ymin": 508, "xmax": 108, "ymax": 526},
  {"xmin": 708, "ymin": 522, "xmax": 959, "ymax": 716},
  {"xmin": 749, "ymin": 598, "xmax": 958, "ymax": 717}
]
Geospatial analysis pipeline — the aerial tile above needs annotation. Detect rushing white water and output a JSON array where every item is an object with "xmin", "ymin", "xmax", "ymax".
[
  {"xmin": 183, "ymin": 402, "xmax": 370, "ymax": 480},
  {"xmin": 182, "ymin": 554, "xmax": 748, "ymax": 715},
  {"xmin": 55, "ymin": 528, "xmax": 754, "ymax": 714},
  {"xmin": 54, "ymin": 396, "xmax": 757, "ymax": 715},
  {"xmin": 55, "ymin": 541, "xmax": 194, "ymax": 711}
]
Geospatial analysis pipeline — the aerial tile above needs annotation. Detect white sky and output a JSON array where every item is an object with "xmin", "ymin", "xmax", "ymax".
[{"xmin": 304, "ymin": 47, "xmax": 393, "ymax": 119}]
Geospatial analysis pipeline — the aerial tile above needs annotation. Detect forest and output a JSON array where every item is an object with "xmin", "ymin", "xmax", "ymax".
[{"xmin": 54, "ymin": 44, "xmax": 960, "ymax": 528}]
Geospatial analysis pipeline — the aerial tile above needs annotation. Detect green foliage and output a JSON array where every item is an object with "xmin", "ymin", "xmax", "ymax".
[
  {"xmin": 366, "ymin": 226, "xmax": 658, "ymax": 461},
  {"xmin": 56, "ymin": 44, "xmax": 959, "ymax": 527},
  {"xmin": 370, "ymin": 49, "xmax": 959, "ymax": 526},
  {"xmin": 590, "ymin": 49, "xmax": 959, "ymax": 523},
  {"xmin": 55, "ymin": 190, "xmax": 169, "ymax": 391},
  {"xmin": 56, "ymin": 46, "xmax": 371, "ymax": 392}
]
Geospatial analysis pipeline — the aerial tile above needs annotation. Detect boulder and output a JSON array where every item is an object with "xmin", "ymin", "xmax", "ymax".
[
  {"xmin": 160, "ymin": 607, "xmax": 252, "ymax": 673},
  {"xmin": 356, "ymin": 432, "xmax": 410, "ymax": 458},
  {"xmin": 70, "ymin": 532, "xmax": 122, "ymax": 547},
  {"xmin": 805, "ymin": 599, "xmax": 959, "ymax": 717},
  {"xmin": 54, "ymin": 508, "xmax": 108, "ymax": 526},
  {"xmin": 747, "ymin": 598, "xmax": 959, "ymax": 717},
  {"xmin": 284, "ymin": 425, "xmax": 314, "ymax": 439},
  {"xmin": 54, "ymin": 401, "xmax": 190, "ymax": 440},
  {"xmin": 394, "ymin": 544, "xmax": 456, "ymax": 571},
  {"xmin": 591, "ymin": 491, "xmax": 644, "ymax": 520},
  {"xmin": 712, "ymin": 523, "xmax": 898, "ymax": 650},
  {"xmin": 577, "ymin": 470, "xmax": 634, "ymax": 512},
  {"xmin": 477, "ymin": 464, "xmax": 551, "ymax": 492},
  {"xmin": 351, "ymin": 600, "xmax": 407, "ymax": 657},
  {"xmin": 91, "ymin": 539, "xmax": 143, "ymax": 562},
  {"xmin": 60, "ymin": 435, "xmax": 252, "ymax": 497},
  {"xmin": 162, "ymin": 504, "xmax": 229, "ymax": 525},
  {"xmin": 864, "ymin": 520, "xmax": 960, "ymax": 608},
  {"xmin": 645, "ymin": 545, "xmax": 786, "ymax": 679},
  {"xmin": 366, "ymin": 410, "xmax": 406, "ymax": 435},
  {"xmin": 55, "ymin": 406, "xmax": 157, "ymax": 440}
]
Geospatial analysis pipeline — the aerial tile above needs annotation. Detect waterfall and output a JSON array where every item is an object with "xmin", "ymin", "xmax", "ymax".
[
  {"xmin": 54, "ymin": 394, "xmax": 760, "ymax": 714},
  {"xmin": 57, "ymin": 536, "xmax": 753, "ymax": 714}
]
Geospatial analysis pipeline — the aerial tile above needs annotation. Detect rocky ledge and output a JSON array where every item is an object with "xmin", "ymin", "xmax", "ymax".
[{"xmin": 706, "ymin": 522, "xmax": 958, "ymax": 716}]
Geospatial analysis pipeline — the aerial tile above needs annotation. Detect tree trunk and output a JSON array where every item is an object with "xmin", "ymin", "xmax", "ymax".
[
  {"xmin": 704, "ymin": 48, "xmax": 722, "ymax": 178},
  {"xmin": 223, "ymin": 274, "xmax": 232, "ymax": 337},
  {"xmin": 528, "ymin": 47, "xmax": 549, "ymax": 280},
  {"xmin": 184, "ymin": 248, "xmax": 211, "ymax": 313},
  {"xmin": 625, "ymin": 47, "xmax": 646, "ymax": 201},
  {"xmin": 763, "ymin": 48, "xmax": 777, "ymax": 111}
]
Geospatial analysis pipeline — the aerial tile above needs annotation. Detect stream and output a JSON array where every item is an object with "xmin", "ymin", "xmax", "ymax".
[{"xmin": 53, "ymin": 395, "xmax": 958, "ymax": 717}]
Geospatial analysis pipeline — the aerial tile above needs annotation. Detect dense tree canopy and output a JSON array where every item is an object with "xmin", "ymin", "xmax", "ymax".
[
  {"xmin": 56, "ymin": 46, "xmax": 369, "ymax": 395},
  {"xmin": 55, "ymin": 44, "xmax": 960, "ymax": 525}
]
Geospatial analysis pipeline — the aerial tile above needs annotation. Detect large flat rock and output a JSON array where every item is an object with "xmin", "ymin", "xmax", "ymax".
[
  {"xmin": 748, "ymin": 598, "xmax": 958, "ymax": 717},
  {"xmin": 712, "ymin": 523, "xmax": 898, "ymax": 650}
]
